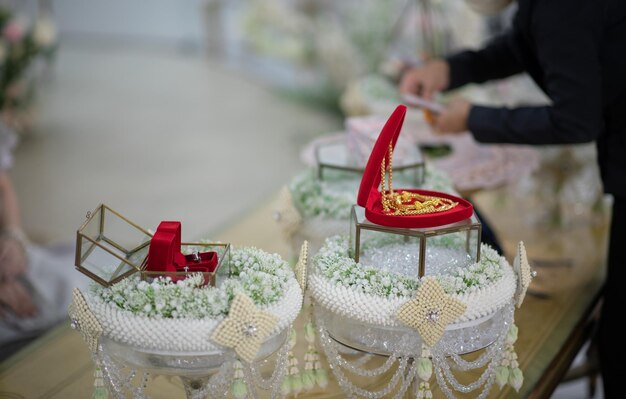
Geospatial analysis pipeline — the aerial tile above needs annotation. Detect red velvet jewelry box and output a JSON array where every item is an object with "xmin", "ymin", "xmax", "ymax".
[
  {"xmin": 349, "ymin": 105, "xmax": 482, "ymax": 277},
  {"xmin": 356, "ymin": 104, "xmax": 473, "ymax": 229},
  {"xmin": 142, "ymin": 221, "xmax": 228, "ymax": 286}
]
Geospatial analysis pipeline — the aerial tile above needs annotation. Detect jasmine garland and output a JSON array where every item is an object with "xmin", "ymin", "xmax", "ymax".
[
  {"xmin": 314, "ymin": 236, "xmax": 504, "ymax": 299},
  {"xmin": 93, "ymin": 247, "xmax": 293, "ymax": 319}
]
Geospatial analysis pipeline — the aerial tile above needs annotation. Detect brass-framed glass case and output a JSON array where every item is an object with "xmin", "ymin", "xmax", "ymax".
[
  {"xmin": 315, "ymin": 136, "xmax": 425, "ymax": 184},
  {"xmin": 349, "ymin": 205, "xmax": 481, "ymax": 277},
  {"xmin": 75, "ymin": 204, "xmax": 152, "ymax": 286},
  {"xmin": 76, "ymin": 204, "xmax": 230, "ymax": 287}
]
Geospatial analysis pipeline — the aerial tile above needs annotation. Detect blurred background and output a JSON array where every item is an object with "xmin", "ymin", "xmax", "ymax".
[
  {"xmin": 3, "ymin": 0, "xmax": 542, "ymax": 241},
  {"xmin": 0, "ymin": 1, "xmax": 606, "ymax": 397}
]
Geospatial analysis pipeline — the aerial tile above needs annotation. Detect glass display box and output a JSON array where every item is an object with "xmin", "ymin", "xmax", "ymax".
[
  {"xmin": 349, "ymin": 205, "xmax": 481, "ymax": 277},
  {"xmin": 315, "ymin": 135, "xmax": 425, "ymax": 184},
  {"xmin": 75, "ymin": 204, "xmax": 230, "ymax": 287}
]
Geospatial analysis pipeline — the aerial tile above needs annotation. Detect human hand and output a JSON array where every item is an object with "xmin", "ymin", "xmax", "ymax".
[
  {"xmin": 432, "ymin": 99, "xmax": 472, "ymax": 134},
  {"xmin": 399, "ymin": 59, "xmax": 450, "ymax": 100},
  {"xmin": 0, "ymin": 235, "xmax": 27, "ymax": 282},
  {"xmin": 0, "ymin": 279, "xmax": 37, "ymax": 318}
]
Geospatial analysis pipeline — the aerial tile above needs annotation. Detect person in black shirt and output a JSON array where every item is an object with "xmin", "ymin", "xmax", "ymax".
[{"xmin": 400, "ymin": 0, "xmax": 626, "ymax": 397}]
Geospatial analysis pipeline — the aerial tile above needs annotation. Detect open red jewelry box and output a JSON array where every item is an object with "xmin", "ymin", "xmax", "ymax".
[
  {"xmin": 75, "ymin": 204, "xmax": 230, "ymax": 287},
  {"xmin": 357, "ymin": 105, "xmax": 473, "ymax": 228},
  {"xmin": 142, "ymin": 221, "xmax": 220, "ymax": 285}
]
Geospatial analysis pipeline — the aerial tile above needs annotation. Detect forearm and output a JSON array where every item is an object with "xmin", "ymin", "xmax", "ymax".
[
  {"xmin": 446, "ymin": 32, "xmax": 524, "ymax": 90},
  {"xmin": 468, "ymin": 105, "xmax": 600, "ymax": 145},
  {"xmin": 0, "ymin": 172, "xmax": 22, "ymax": 231},
  {"xmin": 0, "ymin": 172, "xmax": 28, "ymax": 285}
]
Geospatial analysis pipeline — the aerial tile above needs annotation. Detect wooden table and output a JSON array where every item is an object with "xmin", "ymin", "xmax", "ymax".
[{"xmin": 0, "ymin": 187, "xmax": 608, "ymax": 398}]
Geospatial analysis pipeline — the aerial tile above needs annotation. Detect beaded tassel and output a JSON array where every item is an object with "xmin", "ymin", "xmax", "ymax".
[
  {"xmin": 313, "ymin": 358, "xmax": 328, "ymax": 389},
  {"xmin": 496, "ymin": 324, "xmax": 523, "ymax": 391},
  {"xmin": 303, "ymin": 311, "xmax": 328, "ymax": 389},
  {"xmin": 302, "ymin": 316, "xmax": 317, "ymax": 392},
  {"xmin": 281, "ymin": 328, "xmax": 303, "ymax": 397},
  {"xmin": 416, "ymin": 382, "xmax": 433, "ymax": 399},
  {"xmin": 92, "ymin": 367, "xmax": 108, "ymax": 399},
  {"xmin": 302, "ymin": 344, "xmax": 317, "ymax": 391},
  {"xmin": 305, "ymin": 320, "xmax": 328, "ymax": 389},
  {"xmin": 415, "ymin": 344, "xmax": 433, "ymax": 399},
  {"xmin": 231, "ymin": 361, "xmax": 248, "ymax": 399},
  {"xmin": 283, "ymin": 352, "xmax": 303, "ymax": 397}
]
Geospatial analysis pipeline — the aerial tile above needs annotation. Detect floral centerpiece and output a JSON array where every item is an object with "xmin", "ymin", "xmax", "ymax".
[
  {"xmin": 304, "ymin": 105, "xmax": 534, "ymax": 399},
  {"xmin": 0, "ymin": 8, "xmax": 57, "ymax": 132},
  {"xmin": 309, "ymin": 235, "xmax": 532, "ymax": 398},
  {"xmin": 70, "ymin": 238, "xmax": 305, "ymax": 398}
]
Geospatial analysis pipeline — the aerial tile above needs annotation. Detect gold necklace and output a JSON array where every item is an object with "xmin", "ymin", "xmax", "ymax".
[{"xmin": 380, "ymin": 144, "xmax": 458, "ymax": 216}]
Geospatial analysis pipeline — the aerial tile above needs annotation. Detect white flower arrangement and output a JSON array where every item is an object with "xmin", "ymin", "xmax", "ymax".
[
  {"xmin": 93, "ymin": 247, "xmax": 293, "ymax": 319},
  {"xmin": 289, "ymin": 169, "xmax": 357, "ymax": 219},
  {"xmin": 313, "ymin": 236, "xmax": 504, "ymax": 300},
  {"xmin": 289, "ymin": 166, "xmax": 456, "ymax": 220}
]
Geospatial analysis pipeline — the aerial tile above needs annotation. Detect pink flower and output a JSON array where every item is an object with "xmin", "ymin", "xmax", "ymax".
[{"xmin": 3, "ymin": 19, "xmax": 26, "ymax": 43}]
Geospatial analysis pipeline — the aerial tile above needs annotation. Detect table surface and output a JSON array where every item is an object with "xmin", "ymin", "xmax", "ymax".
[{"xmin": 0, "ymin": 186, "xmax": 608, "ymax": 399}]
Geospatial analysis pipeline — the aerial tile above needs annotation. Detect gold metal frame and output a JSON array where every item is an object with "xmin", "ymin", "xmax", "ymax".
[
  {"xmin": 75, "ymin": 204, "xmax": 154, "ymax": 287},
  {"xmin": 350, "ymin": 205, "xmax": 482, "ymax": 277},
  {"xmin": 75, "ymin": 204, "xmax": 232, "ymax": 287},
  {"xmin": 315, "ymin": 140, "xmax": 426, "ymax": 184}
]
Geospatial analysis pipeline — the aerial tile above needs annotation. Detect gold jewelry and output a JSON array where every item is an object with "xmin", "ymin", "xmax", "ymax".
[{"xmin": 380, "ymin": 144, "xmax": 457, "ymax": 216}]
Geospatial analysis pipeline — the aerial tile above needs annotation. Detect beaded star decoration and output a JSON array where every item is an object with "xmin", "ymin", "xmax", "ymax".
[
  {"xmin": 294, "ymin": 241, "xmax": 308, "ymax": 292},
  {"xmin": 396, "ymin": 277, "xmax": 466, "ymax": 347},
  {"xmin": 211, "ymin": 294, "xmax": 279, "ymax": 363},
  {"xmin": 513, "ymin": 241, "xmax": 534, "ymax": 308},
  {"xmin": 273, "ymin": 186, "xmax": 303, "ymax": 239},
  {"xmin": 68, "ymin": 288, "xmax": 103, "ymax": 354}
]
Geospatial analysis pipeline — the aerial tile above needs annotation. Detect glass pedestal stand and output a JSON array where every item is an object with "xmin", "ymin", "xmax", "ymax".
[
  {"xmin": 315, "ymin": 304, "xmax": 514, "ymax": 399},
  {"xmin": 97, "ymin": 329, "xmax": 289, "ymax": 399}
]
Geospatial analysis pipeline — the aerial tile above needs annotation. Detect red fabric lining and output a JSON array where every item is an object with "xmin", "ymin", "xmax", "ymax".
[
  {"xmin": 357, "ymin": 105, "xmax": 406, "ymax": 208},
  {"xmin": 356, "ymin": 105, "xmax": 473, "ymax": 228},
  {"xmin": 365, "ymin": 189, "xmax": 473, "ymax": 228},
  {"xmin": 146, "ymin": 221, "xmax": 218, "ymax": 276},
  {"xmin": 155, "ymin": 221, "xmax": 186, "ymax": 267}
]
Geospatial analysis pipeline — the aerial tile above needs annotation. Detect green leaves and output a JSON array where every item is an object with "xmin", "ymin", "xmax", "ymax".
[
  {"xmin": 231, "ymin": 379, "xmax": 248, "ymax": 399},
  {"xmin": 509, "ymin": 367, "xmax": 523, "ymax": 392},
  {"xmin": 315, "ymin": 368, "xmax": 328, "ymax": 389},
  {"xmin": 416, "ymin": 357, "xmax": 433, "ymax": 381},
  {"xmin": 495, "ymin": 366, "xmax": 510, "ymax": 388}
]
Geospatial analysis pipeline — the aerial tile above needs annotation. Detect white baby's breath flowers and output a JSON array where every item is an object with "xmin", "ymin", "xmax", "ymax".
[
  {"xmin": 313, "ymin": 236, "xmax": 504, "ymax": 300},
  {"xmin": 93, "ymin": 247, "xmax": 293, "ymax": 319}
]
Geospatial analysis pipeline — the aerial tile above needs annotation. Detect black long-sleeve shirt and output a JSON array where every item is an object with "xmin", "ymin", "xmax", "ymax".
[{"xmin": 446, "ymin": 0, "xmax": 626, "ymax": 196}]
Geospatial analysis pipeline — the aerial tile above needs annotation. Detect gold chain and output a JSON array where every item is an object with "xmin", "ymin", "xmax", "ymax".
[
  {"xmin": 380, "ymin": 144, "xmax": 457, "ymax": 216},
  {"xmin": 381, "ymin": 155, "xmax": 387, "ymax": 211},
  {"xmin": 388, "ymin": 143, "xmax": 393, "ymax": 196}
]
